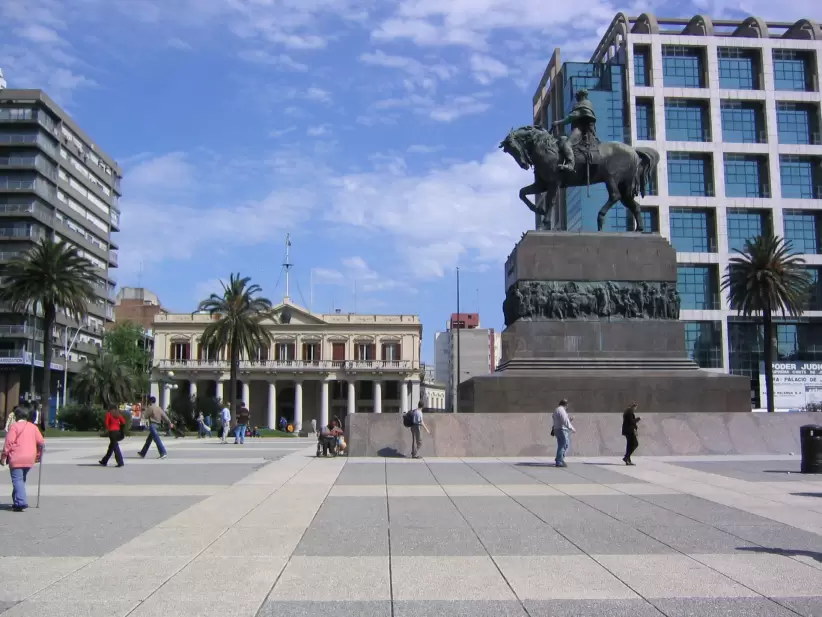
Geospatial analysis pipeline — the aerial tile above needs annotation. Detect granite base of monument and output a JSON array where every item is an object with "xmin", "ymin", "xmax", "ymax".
[
  {"xmin": 460, "ymin": 231, "xmax": 750, "ymax": 414},
  {"xmin": 346, "ymin": 412, "xmax": 810, "ymax": 458}
]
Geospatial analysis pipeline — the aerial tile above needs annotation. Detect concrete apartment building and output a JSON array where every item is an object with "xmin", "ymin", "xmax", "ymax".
[
  {"xmin": 151, "ymin": 299, "xmax": 422, "ymax": 430},
  {"xmin": 0, "ymin": 85, "xmax": 121, "ymax": 414},
  {"xmin": 434, "ymin": 313, "xmax": 500, "ymax": 411},
  {"xmin": 532, "ymin": 13, "xmax": 822, "ymax": 404},
  {"xmin": 111, "ymin": 287, "xmax": 166, "ymax": 363}
]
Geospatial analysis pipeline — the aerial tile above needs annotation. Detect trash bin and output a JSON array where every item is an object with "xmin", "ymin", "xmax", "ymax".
[{"xmin": 800, "ymin": 425, "xmax": 822, "ymax": 474}]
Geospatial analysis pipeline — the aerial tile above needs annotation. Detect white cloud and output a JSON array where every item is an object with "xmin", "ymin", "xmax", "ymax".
[
  {"xmin": 327, "ymin": 148, "xmax": 534, "ymax": 279},
  {"xmin": 407, "ymin": 144, "xmax": 444, "ymax": 154},
  {"xmin": 306, "ymin": 124, "xmax": 332, "ymax": 137},
  {"xmin": 470, "ymin": 54, "xmax": 509, "ymax": 84},
  {"xmin": 14, "ymin": 24, "xmax": 65, "ymax": 45},
  {"xmin": 124, "ymin": 152, "xmax": 195, "ymax": 193},
  {"xmin": 194, "ymin": 278, "xmax": 224, "ymax": 302},
  {"xmin": 237, "ymin": 49, "xmax": 309, "ymax": 71},
  {"xmin": 166, "ymin": 37, "xmax": 192, "ymax": 50},
  {"xmin": 269, "ymin": 126, "xmax": 298, "ymax": 138},
  {"xmin": 428, "ymin": 94, "xmax": 492, "ymax": 122},
  {"xmin": 359, "ymin": 50, "xmax": 457, "ymax": 91},
  {"xmin": 305, "ymin": 87, "xmax": 332, "ymax": 103},
  {"xmin": 311, "ymin": 268, "xmax": 345, "ymax": 284}
]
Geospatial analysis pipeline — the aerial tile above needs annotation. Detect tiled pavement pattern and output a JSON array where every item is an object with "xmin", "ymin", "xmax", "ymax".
[{"xmin": 2, "ymin": 439, "xmax": 822, "ymax": 616}]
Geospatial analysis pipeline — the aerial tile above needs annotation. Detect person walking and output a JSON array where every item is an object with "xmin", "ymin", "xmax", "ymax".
[
  {"xmin": 234, "ymin": 402, "xmax": 249, "ymax": 445},
  {"xmin": 552, "ymin": 399, "xmax": 575, "ymax": 468},
  {"xmin": 138, "ymin": 396, "xmax": 173, "ymax": 459},
  {"xmin": 99, "ymin": 405, "xmax": 126, "ymax": 467},
  {"xmin": 622, "ymin": 402, "xmax": 641, "ymax": 466},
  {"xmin": 220, "ymin": 404, "xmax": 231, "ymax": 443},
  {"xmin": 310, "ymin": 418, "xmax": 317, "ymax": 436},
  {"xmin": 196, "ymin": 411, "xmax": 212, "ymax": 438},
  {"xmin": 409, "ymin": 401, "xmax": 429, "ymax": 459},
  {"xmin": 1, "ymin": 407, "xmax": 45, "ymax": 512}
]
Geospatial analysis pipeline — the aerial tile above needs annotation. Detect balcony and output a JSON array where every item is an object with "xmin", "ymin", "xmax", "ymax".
[
  {"xmin": 108, "ymin": 250, "xmax": 118, "ymax": 267},
  {"xmin": 0, "ymin": 251, "xmax": 23, "ymax": 263},
  {"xmin": 154, "ymin": 359, "xmax": 416, "ymax": 372},
  {"xmin": 0, "ymin": 349, "xmax": 63, "ymax": 370},
  {"xmin": 0, "ymin": 325, "xmax": 43, "ymax": 339},
  {"xmin": 0, "ymin": 227, "xmax": 44, "ymax": 241}
]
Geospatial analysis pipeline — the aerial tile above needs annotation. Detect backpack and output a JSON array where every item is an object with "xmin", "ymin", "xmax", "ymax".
[{"xmin": 402, "ymin": 411, "xmax": 414, "ymax": 428}]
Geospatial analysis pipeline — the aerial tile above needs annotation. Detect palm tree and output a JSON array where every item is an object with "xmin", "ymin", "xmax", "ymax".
[
  {"xmin": 721, "ymin": 235, "xmax": 811, "ymax": 413},
  {"xmin": 196, "ymin": 274, "xmax": 273, "ymax": 420},
  {"xmin": 0, "ymin": 238, "xmax": 97, "ymax": 429},
  {"xmin": 73, "ymin": 353, "xmax": 137, "ymax": 408}
]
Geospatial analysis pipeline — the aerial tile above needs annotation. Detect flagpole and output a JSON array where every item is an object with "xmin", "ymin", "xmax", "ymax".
[{"xmin": 283, "ymin": 234, "xmax": 292, "ymax": 302}]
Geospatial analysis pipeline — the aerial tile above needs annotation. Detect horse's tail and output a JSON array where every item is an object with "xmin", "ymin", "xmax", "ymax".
[{"xmin": 634, "ymin": 147, "xmax": 660, "ymax": 198}]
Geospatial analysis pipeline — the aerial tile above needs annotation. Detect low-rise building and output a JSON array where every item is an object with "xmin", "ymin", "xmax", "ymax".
[{"xmin": 150, "ymin": 300, "xmax": 422, "ymax": 430}]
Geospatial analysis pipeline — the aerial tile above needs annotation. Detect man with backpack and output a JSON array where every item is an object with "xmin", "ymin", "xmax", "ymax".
[{"xmin": 402, "ymin": 401, "xmax": 429, "ymax": 459}]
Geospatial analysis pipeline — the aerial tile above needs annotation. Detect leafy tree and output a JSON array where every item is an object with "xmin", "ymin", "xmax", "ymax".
[
  {"xmin": 72, "ymin": 353, "xmax": 137, "ymax": 408},
  {"xmin": 721, "ymin": 235, "xmax": 811, "ymax": 413},
  {"xmin": 0, "ymin": 238, "xmax": 97, "ymax": 429},
  {"xmin": 104, "ymin": 321, "xmax": 151, "ymax": 396},
  {"xmin": 196, "ymin": 274, "xmax": 273, "ymax": 420}
]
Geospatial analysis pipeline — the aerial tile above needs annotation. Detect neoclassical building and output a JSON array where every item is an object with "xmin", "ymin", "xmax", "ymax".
[{"xmin": 149, "ymin": 300, "xmax": 422, "ymax": 431}]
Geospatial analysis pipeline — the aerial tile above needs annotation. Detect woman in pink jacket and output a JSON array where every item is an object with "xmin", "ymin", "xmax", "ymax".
[{"xmin": 1, "ymin": 407, "xmax": 45, "ymax": 512}]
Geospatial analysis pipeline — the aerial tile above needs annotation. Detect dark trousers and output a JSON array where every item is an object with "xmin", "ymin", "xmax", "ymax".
[
  {"xmin": 321, "ymin": 436, "xmax": 336, "ymax": 455},
  {"xmin": 625, "ymin": 433, "xmax": 639, "ymax": 461},
  {"xmin": 101, "ymin": 431, "xmax": 124, "ymax": 466}
]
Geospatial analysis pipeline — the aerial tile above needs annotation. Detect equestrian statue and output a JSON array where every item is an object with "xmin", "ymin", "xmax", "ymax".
[{"xmin": 499, "ymin": 88, "xmax": 660, "ymax": 232}]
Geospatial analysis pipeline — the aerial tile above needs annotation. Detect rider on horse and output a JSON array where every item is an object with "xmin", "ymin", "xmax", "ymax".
[{"xmin": 552, "ymin": 89, "xmax": 598, "ymax": 174}]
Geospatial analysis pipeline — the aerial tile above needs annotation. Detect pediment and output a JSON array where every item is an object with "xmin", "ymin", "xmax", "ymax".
[{"xmin": 268, "ymin": 302, "xmax": 327, "ymax": 326}]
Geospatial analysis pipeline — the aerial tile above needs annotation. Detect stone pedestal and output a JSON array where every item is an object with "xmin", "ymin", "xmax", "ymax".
[{"xmin": 460, "ymin": 231, "xmax": 750, "ymax": 414}]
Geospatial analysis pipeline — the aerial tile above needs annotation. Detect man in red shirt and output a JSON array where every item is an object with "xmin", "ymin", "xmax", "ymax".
[{"xmin": 99, "ymin": 405, "xmax": 126, "ymax": 467}]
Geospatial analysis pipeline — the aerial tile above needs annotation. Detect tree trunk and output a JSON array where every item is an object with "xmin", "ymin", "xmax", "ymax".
[
  {"xmin": 40, "ymin": 303, "xmax": 56, "ymax": 431},
  {"xmin": 763, "ymin": 308, "xmax": 776, "ymax": 413},
  {"xmin": 229, "ymin": 336, "xmax": 239, "ymax": 424}
]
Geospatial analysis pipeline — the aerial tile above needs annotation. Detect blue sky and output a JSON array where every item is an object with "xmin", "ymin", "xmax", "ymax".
[{"xmin": 0, "ymin": 0, "xmax": 814, "ymax": 361}]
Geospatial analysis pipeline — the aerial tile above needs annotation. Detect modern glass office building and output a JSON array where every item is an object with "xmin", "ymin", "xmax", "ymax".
[{"xmin": 532, "ymin": 14, "xmax": 822, "ymax": 403}]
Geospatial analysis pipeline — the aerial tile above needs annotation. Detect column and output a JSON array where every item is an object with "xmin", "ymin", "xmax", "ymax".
[
  {"xmin": 162, "ymin": 383, "xmax": 171, "ymax": 409},
  {"xmin": 320, "ymin": 380, "xmax": 329, "ymax": 428},
  {"xmin": 267, "ymin": 381, "xmax": 277, "ymax": 429},
  {"xmin": 216, "ymin": 380, "xmax": 224, "ymax": 402},
  {"xmin": 400, "ymin": 379, "xmax": 409, "ymax": 413},
  {"xmin": 411, "ymin": 381, "xmax": 421, "ymax": 409},
  {"xmin": 190, "ymin": 380, "xmax": 197, "ymax": 399},
  {"xmin": 150, "ymin": 381, "xmax": 160, "ymax": 402},
  {"xmin": 242, "ymin": 381, "xmax": 250, "ymax": 407},
  {"xmin": 347, "ymin": 380, "xmax": 356, "ymax": 416},
  {"xmin": 294, "ymin": 380, "xmax": 303, "ymax": 432},
  {"xmin": 373, "ymin": 380, "xmax": 382, "ymax": 414}
]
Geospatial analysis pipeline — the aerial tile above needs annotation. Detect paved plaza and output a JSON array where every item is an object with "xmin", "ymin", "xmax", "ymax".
[{"xmin": 1, "ymin": 437, "xmax": 822, "ymax": 616}]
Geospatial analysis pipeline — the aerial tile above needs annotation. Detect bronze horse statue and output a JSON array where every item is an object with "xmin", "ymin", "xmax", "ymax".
[{"xmin": 499, "ymin": 126, "xmax": 660, "ymax": 232}]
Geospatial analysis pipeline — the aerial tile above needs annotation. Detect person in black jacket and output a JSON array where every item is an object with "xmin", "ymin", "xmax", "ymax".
[{"xmin": 622, "ymin": 403, "xmax": 641, "ymax": 465}]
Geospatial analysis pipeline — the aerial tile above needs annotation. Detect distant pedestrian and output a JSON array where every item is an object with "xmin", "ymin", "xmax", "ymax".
[
  {"xmin": 1, "ymin": 407, "xmax": 45, "ymax": 512},
  {"xmin": 311, "ymin": 419, "xmax": 317, "ymax": 436},
  {"xmin": 279, "ymin": 416, "xmax": 287, "ymax": 432},
  {"xmin": 99, "ymin": 405, "xmax": 126, "ymax": 467},
  {"xmin": 138, "ymin": 396, "xmax": 173, "ymax": 459},
  {"xmin": 622, "ymin": 402, "xmax": 641, "ymax": 466},
  {"xmin": 220, "ymin": 404, "xmax": 231, "ymax": 443},
  {"xmin": 197, "ymin": 412, "xmax": 212, "ymax": 438},
  {"xmin": 409, "ymin": 401, "xmax": 429, "ymax": 459},
  {"xmin": 235, "ymin": 402, "xmax": 250, "ymax": 444},
  {"xmin": 552, "ymin": 399, "xmax": 575, "ymax": 468}
]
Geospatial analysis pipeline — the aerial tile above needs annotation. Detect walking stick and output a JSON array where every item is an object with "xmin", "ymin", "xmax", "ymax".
[{"xmin": 36, "ymin": 449, "xmax": 43, "ymax": 509}]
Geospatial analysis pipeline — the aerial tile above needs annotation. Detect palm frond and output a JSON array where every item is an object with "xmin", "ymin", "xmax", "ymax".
[
  {"xmin": 73, "ymin": 353, "xmax": 137, "ymax": 408},
  {"xmin": 0, "ymin": 237, "xmax": 98, "ymax": 320},
  {"xmin": 721, "ymin": 235, "xmax": 811, "ymax": 318}
]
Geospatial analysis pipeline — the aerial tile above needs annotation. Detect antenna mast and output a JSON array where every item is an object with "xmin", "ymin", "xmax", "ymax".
[{"xmin": 283, "ymin": 234, "xmax": 292, "ymax": 302}]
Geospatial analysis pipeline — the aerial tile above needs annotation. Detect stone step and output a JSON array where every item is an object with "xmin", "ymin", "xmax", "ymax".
[{"xmin": 497, "ymin": 357, "xmax": 699, "ymax": 371}]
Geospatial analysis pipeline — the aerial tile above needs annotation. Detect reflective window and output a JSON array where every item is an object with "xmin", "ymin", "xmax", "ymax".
[
  {"xmin": 783, "ymin": 210, "xmax": 821, "ymax": 254},
  {"xmin": 635, "ymin": 99, "xmax": 655, "ymax": 140},
  {"xmin": 634, "ymin": 45, "xmax": 651, "ymax": 86},
  {"xmin": 727, "ymin": 209, "xmax": 769, "ymax": 253},
  {"xmin": 601, "ymin": 206, "xmax": 659, "ymax": 232},
  {"xmin": 684, "ymin": 321, "xmax": 723, "ymax": 368},
  {"xmin": 665, "ymin": 99, "xmax": 710, "ymax": 141},
  {"xmin": 662, "ymin": 46, "xmax": 705, "ymax": 87},
  {"xmin": 724, "ymin": 155, "xmax": 769, "ymax": 198},
  {"xmin": 776, "ymin": 102, "xmax": 818, "ymax": 145},
  {"xmin": 669, "ymin": 207, "xmax": 716, "ymax": 253},
  {"xmin": 718, "ymin": 48, "xmax": 760, "ymax": 90},
  {"xmin": 780, "ymin": 156, "xmax": 822, "ymax": 199},
  {"xmin": 804, "ymin": 267, "xmax": 822, "ymax": 310},
  {"xmin": 720, "ymin": 100, "xmax": 765, "ymax": 143},
  {"xmin": 677, "ymin": 265, "xmax": 720, "ymax": 310},
  {"xmin": 773, "ymin": 50, "xmax": 815, "ymax": 92},
  {"xmin": 667, "ymin": 153, "xmax": 713, "ymax": 196}
]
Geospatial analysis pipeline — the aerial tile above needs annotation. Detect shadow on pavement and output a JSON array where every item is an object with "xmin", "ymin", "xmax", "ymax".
[{"xmin": 737, "ymin": 545, "xmax": 822, "ymax": 563}]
